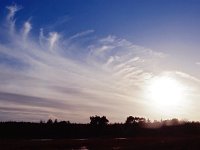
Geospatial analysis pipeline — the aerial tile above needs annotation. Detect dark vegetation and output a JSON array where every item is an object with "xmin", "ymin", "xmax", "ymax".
[
  {"xmin": 0, "ymin": 116, "xmax": 200, "ymax": 139},
  {"xmin": 2, "ymin": 116, "xmax": 200, "ymax": 149}
]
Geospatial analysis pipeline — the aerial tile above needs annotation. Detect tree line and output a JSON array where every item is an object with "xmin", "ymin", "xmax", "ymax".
[
  {"xmin": 39, "ymin": 116, "xmax": 185, "ymax": 128},
  {"xmin": 0, "ymin": 115, "xmax": 200, "ymax": 139}
]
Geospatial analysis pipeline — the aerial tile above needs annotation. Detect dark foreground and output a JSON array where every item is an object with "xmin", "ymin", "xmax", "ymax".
[
  {"xmin": 1, "ymin": 136, "xmax": 200, "ymax": 150},
  {"xmin": 1, "ymin": 117, "xmax": 200, "ymax": 149}
]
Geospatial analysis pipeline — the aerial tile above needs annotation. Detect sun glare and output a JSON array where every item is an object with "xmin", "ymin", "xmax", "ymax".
[{"xmin": 147, "ymin": 76, "xmax": 184, "ymax": 108}]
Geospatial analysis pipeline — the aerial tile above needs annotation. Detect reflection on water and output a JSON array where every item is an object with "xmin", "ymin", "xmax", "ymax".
[
  {"xmin": 79, "ymin": 146, "xmax": 88, "ymax": 150},
  {"xmin": 31, "ymin": 139, "xmax": 53, "ymax": 141},
  {"xmin": 72, "ymin": 138, "xmax": 125, "ymax": 150},
  {"xmin": 115, "ymin": 138, "xmax": 127, "ymax": 140},
  {"xmin": 112, "ymin": 147, "xmax": 121, "ymax": 150},
  {"xmin": 73, "ymin": 138, "xmax": 88, "ymax": 141},
  {"xmin": 73, "ymin": 146, "xmax": 88, "ymax": 150}
]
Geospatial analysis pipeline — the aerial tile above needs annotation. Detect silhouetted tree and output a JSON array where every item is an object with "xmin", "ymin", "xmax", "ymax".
[
  {"xmin": 40, "ymin": 120, "xmax": 45, "ymax": 124},
  {"xmin": 125, "ymin": 116, "xmax": 146, "ymax": 126},
  {"xmin": 59, "ymin": 121, "xmax": 70, "ymax": 125},
  {"xmin": 54, "ymin": 119, "xmax": 58, "ymax": 124},
  {"xmin": 171, "ymin": 118, "xmax": 179, "ymax": 125},
  {"xmin": 90, "ymin": 115, "xmax": 109, "ymax": 126},
  {"xmin": 125, "ymin": 116, "xmax": 134, "ymax": 124},
  {"xmin": 47, "ymin": 119, "xmax": 53, "ymax": 124}
]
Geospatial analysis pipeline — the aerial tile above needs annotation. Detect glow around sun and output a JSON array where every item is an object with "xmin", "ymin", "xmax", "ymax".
[{"xmin": 147, "ymin": 76, "xmax": 185, "ymax": 109}]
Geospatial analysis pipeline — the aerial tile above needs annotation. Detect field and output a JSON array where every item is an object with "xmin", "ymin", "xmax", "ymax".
[{"xmin": 1, "ymin": 136, "xmax": 200, "ymax": 150}]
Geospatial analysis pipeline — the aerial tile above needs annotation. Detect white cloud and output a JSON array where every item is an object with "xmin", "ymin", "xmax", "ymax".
[
  {"xmin": 99, "ymin": 35, "xmax": 116, "ymax": 43},
  {"xmin": 48, "ymin": 32, "xmax": 60, "ymax": 49},
  {"xmin": 6, "ymin": 4, "xmax": 21, "ymax": 21},
  {"xmin": 6, "ymin": 4, "xmax": 22, "ymax": 33},
  {"xmin": 70, "ymin": 29, "xmax": 94, "ymax": 40},
  {"xmin": 22, "ymin": 21, "xmax": 32, "ymax": 40},
  {"xmin": 175, "ymin": 71, "xmax": 200, "ymax": 83}
]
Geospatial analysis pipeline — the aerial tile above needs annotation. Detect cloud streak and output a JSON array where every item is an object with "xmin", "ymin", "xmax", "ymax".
[{"xmin": 70, "ymin": 30, "xmax": 94, "ymax": 40}]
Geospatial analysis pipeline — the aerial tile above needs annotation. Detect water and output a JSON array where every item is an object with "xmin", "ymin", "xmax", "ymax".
[
  {"xmin": 115, "ymin": 138, "xmax": 127, "ymax": 140},
  {"xmin": 72, "ymin": 146, "xmax": 88, "ymax": 150}
]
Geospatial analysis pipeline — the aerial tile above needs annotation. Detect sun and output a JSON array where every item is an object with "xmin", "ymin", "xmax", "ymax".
[{"xmin": 147, "ymin": 76, "xmax": 184, "ymax": 108}]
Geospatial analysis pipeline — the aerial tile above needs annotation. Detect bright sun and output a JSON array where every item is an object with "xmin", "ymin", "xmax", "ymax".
[{"xmin": 148, "ymin": 76, "xmax": 184, "ymax": 108}]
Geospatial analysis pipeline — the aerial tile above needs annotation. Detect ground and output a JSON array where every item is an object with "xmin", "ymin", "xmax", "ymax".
[{"xmin": 1, "ymin": 136, "xmax": 200, "ymax": 150}]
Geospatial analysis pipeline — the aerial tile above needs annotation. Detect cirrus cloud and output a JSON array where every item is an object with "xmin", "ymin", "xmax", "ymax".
[{"xmin": 3, "ymin": 4, "xmax": 199, "ymax": 122}]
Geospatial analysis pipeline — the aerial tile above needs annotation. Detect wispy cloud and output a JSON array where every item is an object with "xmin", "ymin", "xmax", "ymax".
[
  {"xmin": 0, "ymin": 5, "xmax": 166, "ymax": 122},
  {"xmin": 69, "ymin": 30, "xmax": 94, "ymax": 40},
  {"xmin": 175, "ymin": 71, "xmax": 200, "ymax": 83},
  {"xmin": 48, "ymin": 32, "xmax": 60, "ymax": 49},
  {"xmin": 6, "ymin": 4, "xmax": 22, "ymax": 34},
  {"xmin": 44, "ymin": 15, "xmax": 70, "ymax": 31},
  {"xmin": 6, "ymin": 4, "xmax": 21, "ymax": 21},
  {"xmin": 22, "ymin": 21, "xmax": 32, "ymax": 40}
]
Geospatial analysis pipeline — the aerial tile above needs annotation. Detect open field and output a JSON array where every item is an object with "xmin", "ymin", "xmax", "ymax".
[{"xmin": 1, "ymin": 136, "xmax": 200, "ymax": 150}]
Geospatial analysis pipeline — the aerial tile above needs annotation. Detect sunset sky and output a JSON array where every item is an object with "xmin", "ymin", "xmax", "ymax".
[{"xmin": 0, "ymin": 0, "xmax": 200, "ymax": 123}]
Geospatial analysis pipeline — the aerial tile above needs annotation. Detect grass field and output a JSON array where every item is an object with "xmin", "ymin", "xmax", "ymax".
[{"xmin": 1, "ymin": 136, "xmax": 200, "ymax": 150}]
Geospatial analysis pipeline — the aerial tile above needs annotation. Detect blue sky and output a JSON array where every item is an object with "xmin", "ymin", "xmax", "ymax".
[{"xmin": 1, "ymin": 0, "xmax": 200, "ymax": 122}]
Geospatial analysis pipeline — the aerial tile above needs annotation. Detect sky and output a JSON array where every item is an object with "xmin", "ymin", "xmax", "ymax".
[{"xmin": 0, "ymin": 0, "xmax": 200, "ymax": 123}]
